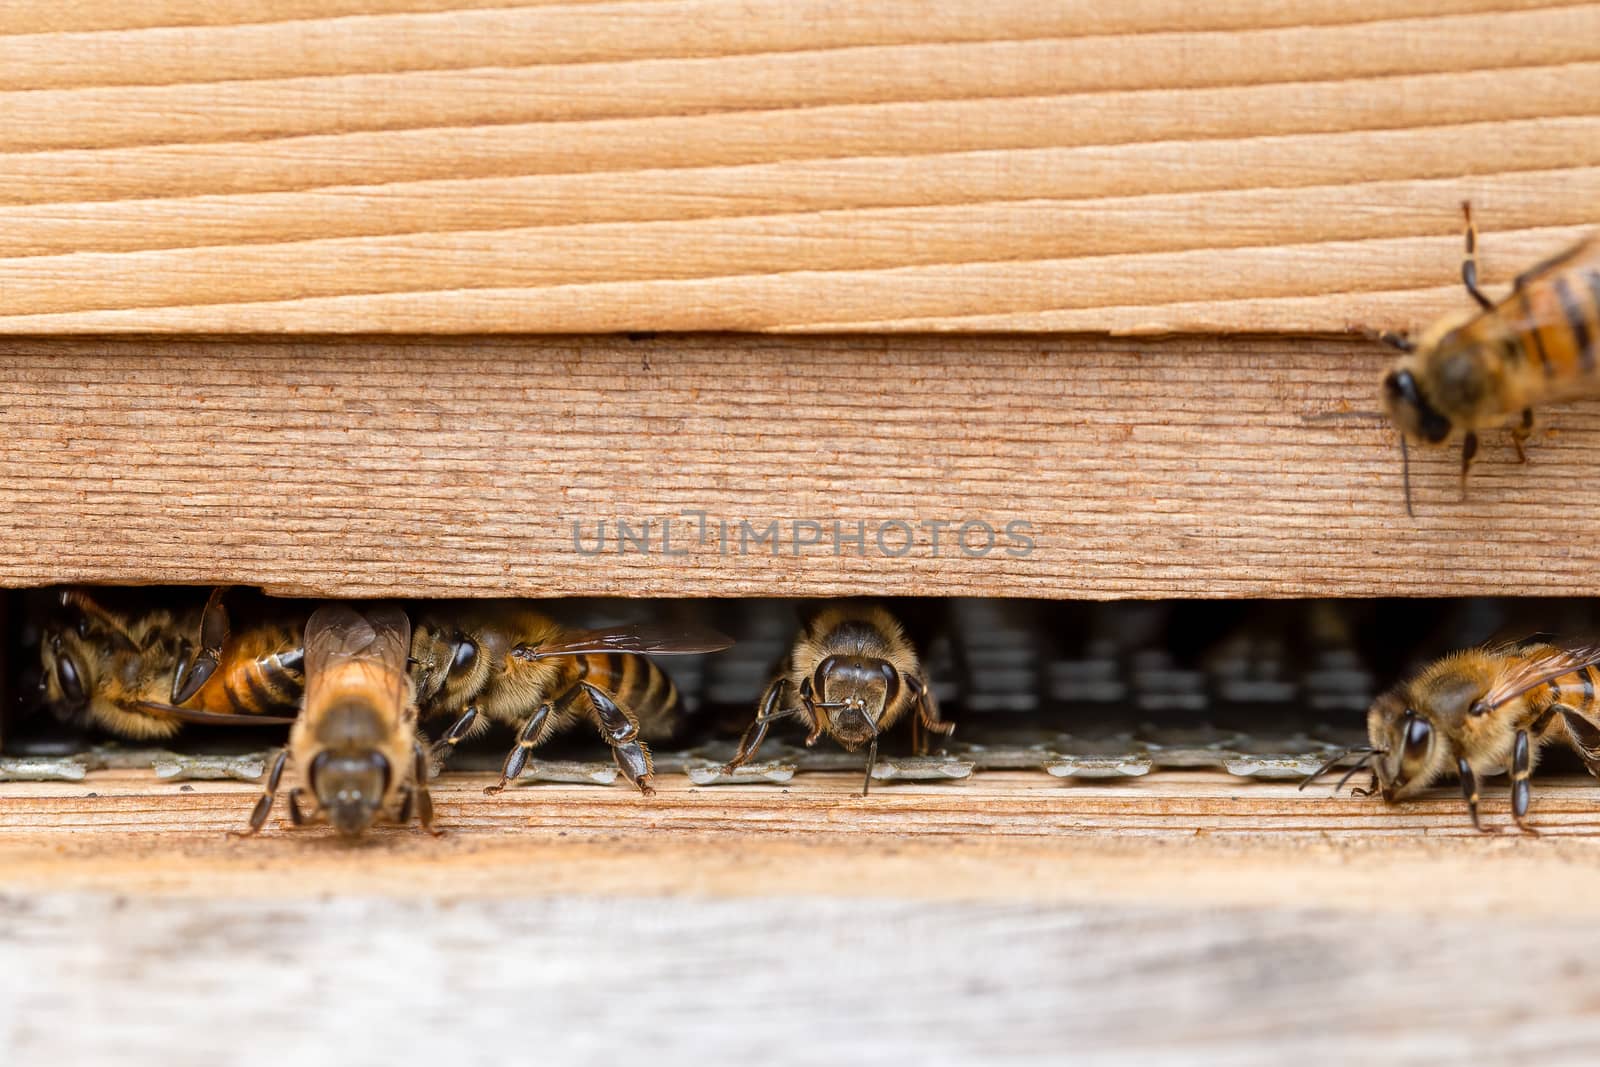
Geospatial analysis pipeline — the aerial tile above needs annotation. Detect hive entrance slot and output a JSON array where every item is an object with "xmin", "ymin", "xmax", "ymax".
[{"xmin": 8, "ymin": 587, "xmax": 1593, "ymax": 792}]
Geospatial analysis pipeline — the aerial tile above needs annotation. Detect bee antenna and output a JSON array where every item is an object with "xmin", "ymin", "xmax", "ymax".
[
  {"xmin": 858, "ymin": 706, "xmax": 880, "ymax": 797},
  {"xmin": 57, "ymin": 590, "xmax": 140, "ymax": 651},
  {"xmin": 1298, "ymin": 746, "xmax": 1375, "ymax": 791},
  {"xmin": 1399, "ymin": 434, "xmax": 1415, "ymax": 519},
  {"xmin": 1331, "ymin": 753, "xmax": 1378, "ymax": 796}
]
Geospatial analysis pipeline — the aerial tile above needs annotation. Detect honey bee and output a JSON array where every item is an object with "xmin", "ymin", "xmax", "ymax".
[
  {"xmin": 169, "ymin": 586, "xmax": 307, "ymax": 716},
  {"xmin": 1303, "ymin": 637, "xmax": 1600, "ymax": 832},
  {"xmin": 1379, "ymin": 203, "xmax": 1600, "ymax": 514},
  {"xmin": 240, "ymin": 603, "xmax": 432, "ymax": 837},
  {"xmin": 39, "ymin": 589, "xmax": 297, "ymax": 738},
  {"xmin": 720, "ymin": 603, "xmax": 953, "ymax": 795},
  {"xmin": 413, "ymin": 602, "xmax": 733, "ymax": 796}
]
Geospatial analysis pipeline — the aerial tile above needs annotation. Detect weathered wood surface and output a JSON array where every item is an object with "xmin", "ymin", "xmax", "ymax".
[
  {"xmin": 0, "ymin": 1, "xmax": 1595, "ymax": 333},
  {"xmin": 2, "ymin": 335, "xmax": 1598, "ymax": 597},
  {"xmin": 6, "ymin": 769, "xmax": 1600, "ymax": 845},
  {"xmin": 5, "ymin": 771, "xmax": 1600, "ymax": 1065}
]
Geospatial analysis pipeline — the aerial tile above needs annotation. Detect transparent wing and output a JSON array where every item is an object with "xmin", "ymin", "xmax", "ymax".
[
  {"xmin": 1480, "ymin": 639, "xmax": 1600, "ymax": 712},
  {"xmin": 303, "ymin": 603, "xmax": 413, "ymax": 712},
  {"xmin": 513, "ymin": 623, "xmax": 734, "ymax": 660},
  {"xmin": 1511, "ymin": 233, "xmax": 1600, "ymax": 292},
  {"xmin": 133, "ymin": 701, "xmax": 297, "ymax": 726}
]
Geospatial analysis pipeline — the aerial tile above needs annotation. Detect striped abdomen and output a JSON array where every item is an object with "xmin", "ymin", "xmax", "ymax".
[
  {"xmin": 575, "ymin": 652, "xmax": 682, "ymax": 741},
  {"xmin": 1499, "ymin": 237, "xmax": 1600, "ymax": 398},
  {"xmin": 1523, "ymin": 662, "xmax": 1600, "ymax": 724},
  {"xmin": 191, "ymin": 624, "xmax": 306, "ymax": 717}
]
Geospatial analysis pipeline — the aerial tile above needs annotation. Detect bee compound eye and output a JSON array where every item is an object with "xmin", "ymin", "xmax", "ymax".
[
  {"xmin": 1386, "ymin": 370, "xmax": 1423, "ymax": 406},
  {"xmin": 57, "ymin": 656, "xmax": 85, "ymax": 704},
  {"xmin": 451, "ymin": 637, "xmax": 478, "ymax": 673},
  {"xmin": 1403, "ymin": 713, "xmax": 1432, "ymax": 755}
]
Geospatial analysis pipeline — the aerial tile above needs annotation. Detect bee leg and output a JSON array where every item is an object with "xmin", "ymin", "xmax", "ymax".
[
  {"xmin": 1557, "ymin": 707, "xmax": 1600, "ymax": 775},
  {"xmin": 429, "ymin": 705, "xmax": 479, "ymax": 768},
  {"xmin": 1459, "ymin": 431, "xmax": 1479, "ymax": 499},
  {"xmin": 1511, "ymin": 408, "xmax": 1534, "ymax": 464},
  {"xmin": 721, "ymin": 679, "xmax": 792, "ymax": 775},
  {"xmin": 287, "ymin": 787, "xmax": 307, "ymax": 827},
  {"xmin": 1457, "ymin": 758, "xmax": 1487, "ymax": 833},
  {"xmin": 396, "ymin": 786, "xmax": 414, "ymax": 826},
  {"xmin": 231, "ymin": 748, "xmax": 289, "ymax": 837},
  {"xmin": 1510, "ymin": 728, "xmax": 1541, "ymax": 835},
  {"xmin": 485, "ymin": 700, "xmax": 555, "ymax": 795},
  {"xmin": 581, "ymin": 683, "xmax": 655, "ymax": 796},
  {"xmin": 174, "ymin": 585, "xmax": 231, "ymax": 704},
  {"xmin": 1459, "ymin": 200, "xmax": 1494, "ymax": 312},
  {"xmin": 412, "ymin": 741, "xmax": 440, "ymax": 834},
  {"xmin": 907, "ymin": 675, "xmax": 955, "ymax": 756}
]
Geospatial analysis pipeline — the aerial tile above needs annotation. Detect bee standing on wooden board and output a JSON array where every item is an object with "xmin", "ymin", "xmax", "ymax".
[
  {"xmin": 1303, "ymin": 637, "xmax": 1600, "ymax": 832},
  {"xmin": 414, "ymin": 602, "xmax": 733, "ymax": 795},
  {"xmin": 241, "ymin": 603, "xmax": 434, "ymax": 838},
  {"xmin": 721, "ymin": 603, "xmax": 953, "ymax": 795},
  {"xmin": 39, "ymin": 589, "xmax": 299, "ymax": 738},
  {"xmin": 1379, "ymin": 203, "xmax": 1600, "ymax": 515}
]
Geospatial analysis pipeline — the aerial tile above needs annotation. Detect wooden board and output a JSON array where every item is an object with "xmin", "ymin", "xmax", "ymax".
[
  {"xmin": 5, "ymin": 770, "xmax": 1600, "ymax": 1065},
  {"xmin": 0, "ymin": 1, "xmax": 1596, "ymax": 333},
  {"xmin": 7, "ymin": 768, "xmax": 1600, "ymax": 846},
  {"xmin": 2, "ymin": 334, "xmax": 1598, "ymax": 598}
]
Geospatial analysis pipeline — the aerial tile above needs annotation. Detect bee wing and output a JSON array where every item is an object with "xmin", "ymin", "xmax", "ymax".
[
  {"xmin": 1511, "ymin": 233, "xmax": 1600, "ymax": 292},
  {"xmin": 132, "ymin": 702, "xmax": 298, "ymax": 726},
  {"xmin": 514, "ymin": 623, "xmax": 734, "ymax": 660},
  {"xmin": 1478, "ymin": 639, "xmax": 1600, "ymax": 712},
  {"xmin": 303, "ymin": 603, "xmax": 413, "ymax": 711}
]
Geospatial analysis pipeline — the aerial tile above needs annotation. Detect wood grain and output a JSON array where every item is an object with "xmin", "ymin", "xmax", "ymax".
[
  {"xmin": 0, "ymin": 2, "xmax": 1595, "ymax": 333},
  {"xmin": 2, "ymin": 335, "xmax": 1599, "ymax": 598},
  {"xmin": 7, "ymin": 770, "xmax": 1600, "ymax": 1065},
  {"xmin": 9, "ymin": 769, "xmax": 1600, "ymax": 846}
]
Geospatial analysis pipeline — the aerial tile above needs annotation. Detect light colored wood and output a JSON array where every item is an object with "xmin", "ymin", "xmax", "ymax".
[
  {"xmin": 2, "ymin": 335, "xmax": 1599, "ymax": 598},
  {"xmin": 9, "ymin": 769, "xmax": 1600, "ymax": 900},
  {"xmin": 0, "ymin": 2, "xmax": 1595, "ymax": 333},
  {"xmin": 7, "ymin": 771, "xmax": 1600, "ymax": 1064},
  {"xmin": 9, "ymin": 769, "xmax": 1600, "ymax": 849}
]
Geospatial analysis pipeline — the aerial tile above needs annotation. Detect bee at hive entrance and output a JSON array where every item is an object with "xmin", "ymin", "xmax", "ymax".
[{"xmin": 10, "ymin": 589, "xmax": 1600, "ymax": 835}]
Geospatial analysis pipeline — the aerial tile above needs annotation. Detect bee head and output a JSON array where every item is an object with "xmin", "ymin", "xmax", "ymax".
[
  {"xmin": 805, "ymin": 656, "xmax": 900, "ymax": 750},
  {"xmin": 308, "ymin": 749, "xmax": 391, "ymax": 837},
  {"xmin": 409, "ymin": 616, "xmax": 499, "ymax": 711},
  {"xmin": 1380, "ymin": 365, "xmax": 1453, "ymax": 446},
  {"xmin": 1367, "ymin": 690, "xmax": 1449, "ymax": 802}
]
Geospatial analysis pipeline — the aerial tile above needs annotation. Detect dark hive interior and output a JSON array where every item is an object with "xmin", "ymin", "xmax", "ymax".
[{"xmin": 6, "ymin": 588, "xmax": 1597, "ymax": 785}]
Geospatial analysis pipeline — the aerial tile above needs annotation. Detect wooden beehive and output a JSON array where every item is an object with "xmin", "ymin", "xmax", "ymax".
[{"xmin": 4, "ymin": 3, "xmax": 1600, "ymax": 1057}]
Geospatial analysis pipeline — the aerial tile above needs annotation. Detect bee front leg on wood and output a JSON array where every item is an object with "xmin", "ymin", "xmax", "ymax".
[
  {"xmin": 1457, "ymin": 758, "xmax": 1487, "ymax": 833},
  {"xmin": 1459, "ymin": 431, "xmax": 1479, "ymax": 500},
  {"xmin": 720, "ymin": 679, "xmax": 799, "ymax": 776},
  {"xmin": 411, "ymin": 741, "xmax": 440, "ymax": 835},
  {"xmin": 232, "ymin": 747, "xmax": 289, "ymax": 837},
  {"xmin": 429, "ymin": 704, "xmax": 479, "ymax": 770},
  {"xmin": 1510, "ymin": 408, "xmax": 1535, "ymax": 463},
  {"xmin": 582, "ymin": 683, "xmax": 655, "ymax": 796}
]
